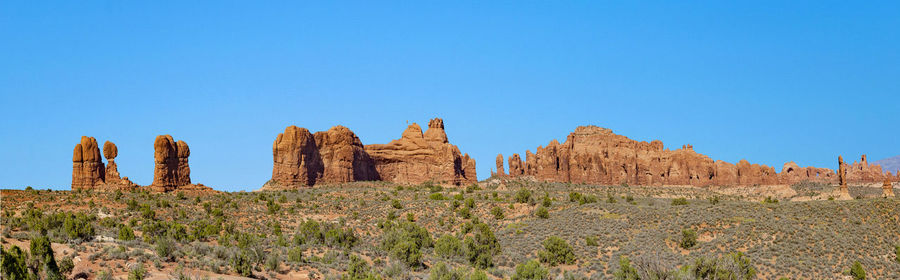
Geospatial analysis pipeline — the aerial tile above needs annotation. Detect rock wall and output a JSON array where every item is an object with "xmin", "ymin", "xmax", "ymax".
[
  {"xmin": 152, "ymin": 135, "xmax": 192, "ymax": 192},
  {"xmin": 500, "ymin": 125, "xmax": 889, "ymax": 186},
  {"xmin": 267, "ymin": 118, "xmax": 476, "ymax": 189}
]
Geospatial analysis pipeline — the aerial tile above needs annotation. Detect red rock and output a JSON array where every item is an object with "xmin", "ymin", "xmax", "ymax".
[
  {"xmin": 883, "ymin": 178, "xmax": 895, "ymax": 198},
  {"xmin": 152, "ymin": 135, "xmax": 192, "ymax": 192},
  {"xmin": 366, "ymin": 118, "xmax": 475, "ymax": 185},
  {"xmin": 508, "ymin": 153, "xmax": 524, "ymax": 176},
  {"xmin": 494, "ymin": 154, "xmax": 506, "ymax": 177},
  {"xmin": 314, "ymin": 125, "xmax": 379, "ymax": 184},
  {"xmin": 269, "ymin": 126, "xmax": 324, "ymax": 189},
  {"xmin": 103, "ymin": 141, "xmax": 121, "ymax": 183},
  {"xmin": 71, "ymin": 136, "xmax": 105, "ymax": 190}
]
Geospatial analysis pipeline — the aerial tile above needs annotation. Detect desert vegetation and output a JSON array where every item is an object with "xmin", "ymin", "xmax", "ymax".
[{"xmin": 1, "ymin": 179, "xmax": 898, "ymax": 279}]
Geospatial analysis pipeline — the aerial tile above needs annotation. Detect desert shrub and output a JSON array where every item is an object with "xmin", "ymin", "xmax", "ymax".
[
  {"xmin": 406, "ymin": 213, "xmax": 416, "ymax": 222},
  {"xmin": 763, "ymin": 196, "xmax": 779, "ymax": 204},
  {"xmin": 535, "ymin": 206, "xmax": 549, "ymax": 219},
  {"xmin": 680, "ymin": 228, "xmax": 698, "ymax": 249},
  {"xmin": 140, "ymin": 204, "xmax": 155, "ymax": 220},
  {"xmin": 614, "ymin": 256, "xmax": 639, "ymax": 280},
  {"xmin": 429, "ymin": 262, "xmax": 473, "ymax": 280},
  {"xmin": 579, "ymin": 194, "xmax": 598, "ymax": 205},
  {"xmin": 287, "ymin": 246, "xmax": 303, "ymax": 263},
  {"xmin": 463, "ymin": 222, "xmax": 501, "ymax": 269},
  {"xmin": 230, "ymin": 249, "xmax": 253, "ymax": 277},
  {"xmin": 688, "ymin": 252, "xmax": 755, "ymax": 280},
  {"xmin": 58, "ymin": 256, "xmax": 74, "ymax": 276},
  {"xmin": 850, "ymin": 261, "xmax": 866, "ymax": 280},
  {"xmin": 465, "ymin": 197, "xmax": 476, "ymax": 209},
  {"xmin": 380, "ymin": 221, "xmax": 433, "ymax": 268},
  {"xmin": 895, "ymin": 244, "xmax": 900, "ymax": 263},
  {"xmin": 62, "ymin": 212, "xmax": 95, "ymax": 240},
  {"xmin": 31, "ymin": 235, "xmax": 60, "ymax": 277},
  {"xmin": 119, "ymin": 224, "xmax": 136, "ymax": 241},
  {"xmin": 458, "ymin": 207, "xmax": 473, "ymax": 219},
  {"xmin": 1, "ymin": 245, "xmax": 28, "ymax": 279},
  {"xmin": 569, "ymin": 192, "xmax": 582, "ymax": 202},
  {"xmin": 155, "ymin": 237, "xmax": 176, "ymax": 261},
  {"xmin": 491, "ymin": 206, "xmax": 505, "ymax": 220},
  {"xmin": 324, "ymin": 225, "xmax": 359, "ymax": 249},
  {"xmin": 541, "ymin": 193, "xmax": 552, "ymax": 207},
  {"xmin": 128, "ymin": 263, "xmax": 146, "ymax": 280},
  {"xmin": 515, "ymin": 189, "xmax": 533, "ymax": 204},
  {"xmin": 344, "ymin": 254, "xmax": 378, "ymax": 280},
  {"xmin": 429, "ymin": 193, "xmax": 446, "ymax": 200},
  {"xmin": 435, "ymin": 234, "xmax": 463, "ymax": 258},
  {"xmin": 538, "ymin": 236, "xmax": 576, "ymax": 266},
  {"xmin": 264, "ymin": 253, "xmax": 280, "ymax": 271},
  {"xmin": 606, "ymin": 193, "xmax": 617, "ymax": 203},
  {"xmin": 512, "ymin": 259, "xmax": 548, "ymax": 280},
  {"xmin": 585, "ymin": 236, "xmax": 599, "ymax": 247},
  {"xmin": 708, "ymin": 196, "xmax": 720, "ymax": 205},
  {"xmin": 391, "ymin": 199, "xmax": 403, "ymax": 209},
  {"xmin": 297, "ymin": 219, "xmax": 323, "ymax": 245},
  {"xmin": 266, "ymin": 200, "xmax": 281, "ymax": 214},
  {"xmin": 672, "ymin": 197, "xmax": 689, "ymax": 205}
]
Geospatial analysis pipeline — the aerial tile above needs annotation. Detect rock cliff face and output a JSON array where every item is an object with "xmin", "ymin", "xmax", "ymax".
[
  {"xmin": 366, "ymin": 119, "xmax": 476, "ymax": 186},
  {"xmin": 500, "ymin": 125, "xmax": 889, "ymax": 186},
  {"xmin": 267, "ymin": 118, "xmax": 476, "ymax": 189},
  {"xmin": 152, "ymin": 135, "xmax": 192, "ymax": 192},
  {"xmin": 72, "ymin": 136, "xmax": 105, "ymax": 190}
]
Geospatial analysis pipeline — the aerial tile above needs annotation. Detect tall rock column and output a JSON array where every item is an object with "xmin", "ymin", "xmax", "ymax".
[
  {"xmin": 269, "ymin": 126, "xmax": 323, "ymax": 189},
  {"xmin": 152, "ymin": 135, "xmax": 191, "ymax": 192},
  {"xmin": 494, "ymin": 154, "xmax": 505, "ymax": 177},
  {"xmin": 837, "ymin": 156, "xmax": 852, "ymax": 200},
  {"xmin": 72, "ymin": 136, "xmax": 105, "ymax": 190}
]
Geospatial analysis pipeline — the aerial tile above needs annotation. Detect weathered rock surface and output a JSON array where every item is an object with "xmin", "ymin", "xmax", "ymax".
[
  {"xmin": 365, "ymin": 118, "xmax": 476, "ymax": 185},
  {"xmin": 502, "ymin": 126, "xmax": 889, "ymax": 187},
  {"xmin": 151, "ymin": 135, "xmax": 192, "ymax": 192},
  {"xmin": 314, "ymin": 125, "xmax": 379, "ymax": 184},
  {"xmin": 493, "ymin": 154, "xmax": 505, "ymax": 177},
  {"xmin": 267, "ymin": 118, "xmax": 476, "ymax": 189},
  {"xmin": 72, "ymin": 136, "xmax": 105, "ymax": 190},
  {"xmin": 883, "ymin": 178, "xmax": 895, "ymax": 198}
]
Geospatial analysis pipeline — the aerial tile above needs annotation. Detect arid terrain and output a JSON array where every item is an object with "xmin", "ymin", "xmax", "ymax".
[{"xmin": 2, "ymin": 179, "xmax": 898, "ymax": 279}]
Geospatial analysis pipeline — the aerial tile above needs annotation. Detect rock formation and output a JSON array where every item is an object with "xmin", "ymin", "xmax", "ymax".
[
  {"xmin": 103, "ymin": 141, "xmax": 121, "ymax": 183},
  {"xmin": 837, "ymin": 156, "xmax": 852, "ymax": 199},
  {"xmin": 151, "ymin": 135, "xmax": 192, "ymax": 192},
  {"xmin": 266, "ymin": 118, "xmax": 476, "ymax": 189},
  {"xmin": 493, "ymin": 154, "xmax": 505, "ymax": 177},
  {"xmin": 366, "ymin": 118, "xmax": 476, "ymax": 185},
  {"xmin": 72, "ymin": 136, "xmax": 105, "ymax": 190},
  {"xmin": 883, "ymin": 178, "xmax": 895, "ymax": 198},
  {"xmin": 500, "ymin": 126, "xmax": 889, "ymax": 187},
  {"xmin": 314, "ymin": 125, "xmax": 379, "ymax": 184}
]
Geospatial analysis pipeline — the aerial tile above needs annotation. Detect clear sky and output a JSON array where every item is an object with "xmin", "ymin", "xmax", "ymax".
[{"xmin": 1, "ymin": 1, "xmax": 898, "ymax": 191}]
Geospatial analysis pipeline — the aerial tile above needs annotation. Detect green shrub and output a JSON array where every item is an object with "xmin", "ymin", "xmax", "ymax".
[
  {"xmin": 429, "ymin": 193, "xmax": 446, "ymax": 200},
  {"xmin": 463, "ymin": 222, "xmax": 501, "ymax": 269},
  {"xmin": 538, "ymin": 236, "xmax": 576, "ymax": 266},
  {"xmin": 491, "ymin": 206, "xmax": 505, "ymax": 220},
  {"xmin": 429, "ymin": 262, "xmax": 471, "ymax": 280},
  {"xmin": 672, "ymin": 197, "xmax": 689, "ymax": 206},
  {"xmin": 763, "ymin": 196, "xmax": 779, "ymax": 204},
  {"xmin": 344, "ymin": 254, "xmax": 378, "ymax": 280},
  {"xmin": 579, "ymin": 194, "xmax": 598, "ymax": 205},
  {"xmin": 30, "ymin": 235, "xmax": 60, "ymax": 277},
  {"xmin": 391, "ymin": 199, "xmax": 403, "ymax": 209},
  {"xmin": 435, "ymin": 234, "xmax": 463, "ymax": 258},
  {"xmin": 850, "ymin": 261, "xmax": 866, "ymax": 280},
  {"xmin": 894, "ymin": 244, "xmax": 900, "ymax": 263},
  {"xmin": 535, "ymin": 206, "xmax": 549, "ymax": 219},
  {"xmin": 266, "ymin": 200, "xmax": 281, "ymax": 214},
  {"xmin": 58, "ymin": 256, "xmax": 74, "ymax": 276},
  {"xmin": 606, "ymin": 193, "xmax": 617, "ymax": 203},
  {"xmin": 230, "ymin": 249, "xmax": 253, "ymax": 277},
  {"xmin": 512, "ymin": 259, "xmax": 548, "ymax": 280},
  {"xmin": 128, "ymin": 263, "xmax": 146, "ymax": 280},
  {"xmin": 288, "ymin": 246, "xmax": 303, "ymax": 263},
  {"xmin": 680, "ymin": 228, "xmax": 698, "ymax": 249},
  {"xmin": 465, "ymin": 198, "xmax": 476, "ymax": 209},
  {"xmin": 689, "ymin": 252, "xmax": 755, "ymax": 280},
  {"xmin": 708, "ymin": 196, "xmax": 720, "ymax": 205},
  {"xmin": 380, "ymin": 221, "xmax": 433, "ymax": 268},
  {"xmin": 515, "ymin": 189, "xmax": 532, "ymax": 204},
  {"xmin": 613, "ymin": 256, "xmax": 639, "ymax": 280},
  {"xmin": 118, "ymin": 224, "xmax": 136, "ymax": 241},
  {"xmin": 541, "ymin": 193, "xmax": 552, "ymax": 207},
  {"xmin": 569, "ymin": 192, "xmax": 582, "ymax": 202},
  {"xmin": 264, "ymin": 253, "xmax": 280, "ymax": 271},
  {"xmin": 585, "ymin": 236, "xmax": 599, "ymax": 247},
  {"xmin": 1, "ymin": 245, "xmax": 28, "ymax": 279},
  {"xmin": 390, "ymin": 241, "xmax": 422, "ymax": 268},
  {"xmin": 155, "ymin": 237, "xmax": 176, "ymax": 261},
  {"xmin": 63, "ymin": 212, "xmax": 95, "ymax": 240}
]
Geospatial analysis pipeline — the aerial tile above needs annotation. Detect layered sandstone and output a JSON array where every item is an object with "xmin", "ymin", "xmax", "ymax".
[
  {"xmin": 500, "ymin": 125, "xmax": 889, "ymax": 187},
  {"xmin": 493, "ymin": 154, "xmax": 506, "ymax": 177},
  {"xmin": 72, "ymin": 136, "xmax": 105, "ymax": 190},
  {"xmin": 884, "ymin": 178, "xmax": 895, "ymax": 198},
  {"xmin": 267, "ymin": 118, "xmax": 476, "ymax": 189},
  {"xmin": 366, "ymin": 119, "xmax": 476, "ymax": 185},
  {"xmin": 151, "ymin": 135, "xmax": 192, "ymax": 192}
]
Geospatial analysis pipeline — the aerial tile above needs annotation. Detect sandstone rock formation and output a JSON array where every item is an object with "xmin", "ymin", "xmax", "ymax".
[
  {"xmin": 883, "ymin": 178, "xmax": 895, "ymax": 198},
  {"xmin": 314, "ymin": 125, "xmax": 379, "ymax": 184},
  {"xmin": 366, "ymin": 118, "xmax": 476, "ymax": 185},
  {"xmin": 103, "ymin": 141, "xmax": 121, "ymax": 183},
  {"xmin": 493, "ymin": 154, "xmax": 505, "ymax": 177},
  {"xmin": 501, "ymin": 126, "xmax": 889, "ymax": 187},
  {"xmin": 266, "ymin": 118, "xmax": 476, "ymax": 189},
  {"xmin": 72, "ymin": 136, "xmax": 105, "ymax": 190},
  {"xmin": 151, "ymin": 135, "xmax": 192, "ymax": 192}
]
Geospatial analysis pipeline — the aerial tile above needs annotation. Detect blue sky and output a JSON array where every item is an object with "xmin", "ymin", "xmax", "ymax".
[{"xmin": 1, "ymin": 1, "xmax": 897, "ymax": 191}]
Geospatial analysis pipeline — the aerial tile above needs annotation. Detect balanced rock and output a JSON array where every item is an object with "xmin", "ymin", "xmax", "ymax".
[
  {"xmin": 151, "ymin": 135, "xmax": 192, "ymax": 192},
  {"xmin": 103, "ymin": 141, "xmax": 122, "ymax": 183},
  {"xmin": 72, "ymin": 136, "xmax": 105, "ymax": 190}
]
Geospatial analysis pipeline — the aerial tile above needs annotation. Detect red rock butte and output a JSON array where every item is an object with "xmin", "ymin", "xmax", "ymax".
[
  {"xmin": 265, "ymin": 118, "xmax": 476, "ymax": 189},
  {"xmin": 494, "ymin": 125, "xmax": 897, "ymax": 186}
]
